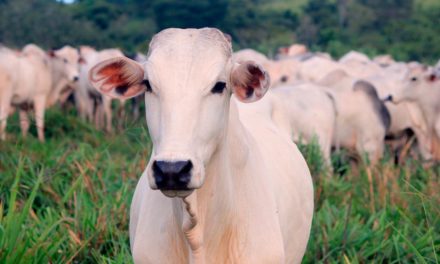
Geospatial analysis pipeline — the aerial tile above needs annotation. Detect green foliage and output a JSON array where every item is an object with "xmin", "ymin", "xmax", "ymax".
[
  {"xmin": 0, "ymin": 0, "xmax": 439, "ymax": 62},
  {"xmin": 1, "ymin": 108, "xmax": 439, "ymax": 262}
]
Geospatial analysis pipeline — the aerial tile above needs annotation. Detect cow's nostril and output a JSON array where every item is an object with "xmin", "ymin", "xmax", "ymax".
[
  {"xmin": 73, "ymin": 76, "xmax": 79, "ymax": 82},
  {"xmin": 152, "ymin": 160, "xmax": 193, "ymax": 190}
]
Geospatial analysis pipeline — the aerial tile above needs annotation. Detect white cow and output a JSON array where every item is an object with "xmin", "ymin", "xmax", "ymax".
[
  {"xmin": 366, "ymin": 66, "xmax": 433, "ymax": 161},
  {"xmin": 318, "ymin": 69, "xmax": 390, "ymax": 164},
  {"xmin": 89, "ymin": 28, "xmax": 313, "ymax": 264},
  {"xmin": 74, "ymin": 46, "xmax": 126, "ymax": 132},
  {"xmin": 271, "ymin": 84, "xmax": 336, "ymax": 166},
  {"xmin": 0, "ymin": 44, "xmax": 80, "ymax": 141},
  {"xmin": 297, "ymin": 56, "xmax": 343, "ymax": 82},
  {"xmin": 390, "ymin": 65, "xmax": 440, "ymax": 160}
]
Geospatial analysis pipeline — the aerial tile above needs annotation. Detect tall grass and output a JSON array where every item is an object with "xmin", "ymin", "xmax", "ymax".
[{"xmin": 0, "ymin": 108, "xmax": 439, "ymax": 263}]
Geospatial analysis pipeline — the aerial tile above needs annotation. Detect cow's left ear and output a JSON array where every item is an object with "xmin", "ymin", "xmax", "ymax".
[
  {"xmin": 229, "ymin": 61, "xmax": 270, "ymax": 103},
  {"xmin": 89, "ymin": 57, "xmax": 146, "ymax": 99}
]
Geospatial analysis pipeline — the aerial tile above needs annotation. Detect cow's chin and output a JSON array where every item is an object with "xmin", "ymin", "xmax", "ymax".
[{"xmin": 161, "ymin": 190, "xmax": 194, "ymax": 198}]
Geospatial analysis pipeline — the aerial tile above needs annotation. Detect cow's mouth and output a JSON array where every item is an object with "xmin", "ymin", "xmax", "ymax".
[{"xmin": 161, "ymin": 189, "xmax": 194, "ymax": 198}]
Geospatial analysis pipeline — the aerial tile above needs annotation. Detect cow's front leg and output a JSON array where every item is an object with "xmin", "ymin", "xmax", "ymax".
[
  {"xmin": 0, "ymin": 94, "xmax": 12, "ymax": 141},
  {"xmin": 19, "ymin": 108, "xmax": 30, "ymax": 138},
  {"xmin": 34, "ymin": 96, "xmax": 47, "ymax": 142},
  {"xmin": 0, "ymin": 105, "xmax": 9, "ymax": 140}
]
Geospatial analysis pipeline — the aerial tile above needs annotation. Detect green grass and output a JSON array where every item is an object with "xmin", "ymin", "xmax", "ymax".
[{"xmin": 1, "ymin": 108, "xmax": 439, "ymax": 263}]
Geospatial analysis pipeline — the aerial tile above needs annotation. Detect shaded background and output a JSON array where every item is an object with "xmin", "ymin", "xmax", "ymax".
[{"xmin": 0, "ymin": 0, "xmax": 439, "ymax": 62}]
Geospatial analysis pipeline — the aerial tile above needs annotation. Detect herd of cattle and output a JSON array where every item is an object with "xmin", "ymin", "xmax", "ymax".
[
  {"xmin": 1, "ymin": 27, "xmax": 439, "ymax": 262},
  {"xmin": 1, "ymin": 39, "xmax": 440, "ymax": 165}
]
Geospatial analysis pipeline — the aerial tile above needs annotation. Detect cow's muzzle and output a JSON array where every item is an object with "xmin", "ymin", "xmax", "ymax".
[{"xmin": 152, "ymin": 160, "xmax": 193, "ymax": 194}]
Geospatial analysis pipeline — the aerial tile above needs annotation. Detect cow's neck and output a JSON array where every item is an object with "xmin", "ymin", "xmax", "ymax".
[
  {"xmin": 173, "ymin": 100, "xmax": 249, "ymax": 263},
  {"xmin": 47, "ymin": 60, "xmax": 68, "ymax": 107}
]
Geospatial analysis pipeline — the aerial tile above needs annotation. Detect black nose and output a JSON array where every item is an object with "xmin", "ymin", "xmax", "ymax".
[
  {"xmin": 73, "ymin": 76, "xmax": 79, "ymax": 82},
  {"xmin": 152, "ymin": 160, "xmax": 193, "ymax": 190}
]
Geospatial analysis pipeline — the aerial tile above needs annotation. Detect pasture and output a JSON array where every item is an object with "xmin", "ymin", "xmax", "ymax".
[{"xmin": 1, "ymin": 107, "xmax": 438, "ymax": 263}]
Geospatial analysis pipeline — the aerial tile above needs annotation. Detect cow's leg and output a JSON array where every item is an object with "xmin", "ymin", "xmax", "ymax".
[
  {"xmin": 33, "ymin": 96, "xmax": 46, "ymax": 142},
  {"xmin": 117, "ymin": 99, "xmax": 126, "ymax": 131},
  {"xmin": 19, "ymin": 109, "xmax": 30, "ymax": 138},
  {"xmin": 103, "ymin": 98, "xmax": 113, "ymax": 133},
  {"xmin": 0, "ymin": 104, "xmax": 10, "ymax": 141},
  {"xmin": 413, "ymin": 128, "xmax": 433, "ymax": 161},
  {"xmin": 358, "ymin": 137, "xmax": 383, "ymax": 166},
  {"xmin": 0, "ymin": 92, "xmax": 12, "ymax": 141}
]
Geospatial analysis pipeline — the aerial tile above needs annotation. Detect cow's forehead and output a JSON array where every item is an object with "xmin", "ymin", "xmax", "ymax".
[
  {"xmin": 145, "ymin": 28, "xmax": 232, "ymax": 88},
  {"xmin": 147, "ymin": 28, "xmax": 231, "ymax": 66},
  {"xmin": 56, "ymin": 46, "xmax": 79, "ymax": 61}
]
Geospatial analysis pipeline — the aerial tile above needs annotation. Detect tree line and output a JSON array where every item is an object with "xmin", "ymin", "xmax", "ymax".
[{"xmin": 0, "ymin": 0, "xmax": 439, "ymax": 63}]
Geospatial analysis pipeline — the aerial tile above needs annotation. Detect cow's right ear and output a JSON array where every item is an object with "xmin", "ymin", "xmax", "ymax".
[{"xmin": 89, "ymin": 57, "xmax": 146, "ymax": 99}]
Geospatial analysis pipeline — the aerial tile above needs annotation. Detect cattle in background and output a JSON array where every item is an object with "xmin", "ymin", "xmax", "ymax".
[
  {"xmin": 366, "ymin": 65, "xmax": 433, "ymax": 161},
  {"xmin": 374, "ymin": 54, "xmax": 396, "ymax": 67},
  {"xmin": 74, "ymin": 46, "xmax": 126, "ymax": 132},
  {"xmin": 389, "ymin": 65, "xmax": 440, "ymax": 160},
  {"xmin": 89, "ymin": 28, "xmax": 313, "ymax": 264},
  {"xmin": 277, "ymin": 44, "xmax": 308, "ymax": 59},
  {"xmin": 318, "ymin": 69, "xmax": 390, "ymax": 164},
  {"xmin": 271, "ymin": 84, "xmax": 336, "ymax": 166},
  {"xmin": 0, "ymin": 44, "xmax": 80, "ymax": 141}
]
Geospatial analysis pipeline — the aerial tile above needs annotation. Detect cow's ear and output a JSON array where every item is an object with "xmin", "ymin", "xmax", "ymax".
[
  {"xmin": 78, "ymin": 57, "xmax": 86, "ymax": 64},
  {"xmin": 89, "ymin": 57, "xmax": 146, "ymax": 99},
  {"xmin": 48, "ymin": 50, "xmax": 56, "ymax": 58},
  {"xmin": 229, "ymin": 61, "xmax": 270, "ymax": 103},
  {"xmin": 427, "ymin": 74, "xmax": 437, "ymax": 82}
]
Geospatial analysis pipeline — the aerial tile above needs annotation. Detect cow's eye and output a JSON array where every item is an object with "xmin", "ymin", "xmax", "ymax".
[
  {"xmin": 143, "ymin": 79, "xmax": 152, "ymax": 92},
  {"xmin": 211, "ymin": 82, "xmax": 226, "ymax": 94},
  {"xmin": 411, "ymin": 77, "xmax": 418, "ymax": 82}
]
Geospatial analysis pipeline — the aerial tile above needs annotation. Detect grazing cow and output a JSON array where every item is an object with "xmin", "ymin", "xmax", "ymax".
[
  {"xmin": 271, "ymin": 84, "xmax": 336, "ymax": 166},
  {"xmin": 89, "ymin": 28, "xmax": 314, "ymax": 263},
  {"xmin": 74, "ymin": 47, "xmax": 126, "ymax": 132},
  {"xmin": 318, "ymin": 69, "xmax": 390, "ymax": 164},
  {"xmin": 389, "ymin": 65, "xmax": 440, "ymax": 160},
  {"xmin": 0, "ymin": 44, "xmax": 80, "ymax": 141}
]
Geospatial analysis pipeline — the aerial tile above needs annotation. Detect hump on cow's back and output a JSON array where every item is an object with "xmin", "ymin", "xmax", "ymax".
[{"xmin": 317, "ymin": 69, "xmax": 349, "ymax": 86}]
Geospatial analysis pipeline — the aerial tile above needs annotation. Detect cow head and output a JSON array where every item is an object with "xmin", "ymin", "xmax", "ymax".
[
  {"xmin": 390, "ymin": 65, "xmax": 438, "ymax": 104},
  {"xmin": 49, "ymin": 46, "xmax": 81, "ymax": 82},
  {"xmin": 89, "ymin": 28, "xmax": 270, "ymax": 198}
]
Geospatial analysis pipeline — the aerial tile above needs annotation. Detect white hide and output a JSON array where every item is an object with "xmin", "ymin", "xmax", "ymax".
[
  {"xmin": 0, "ymin": 46, "xmax": 48, "ymax": 141},
  {"xmin": 271, "ymin": 84, "xmax": 336, "ymax": 166},
  {"xmin": 89, "ymin": 28, "xmax": 313, "ymax": 264},
  {"xmin": 317, "ymin": 70, "xmax": 387, "ymax": 163}
]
